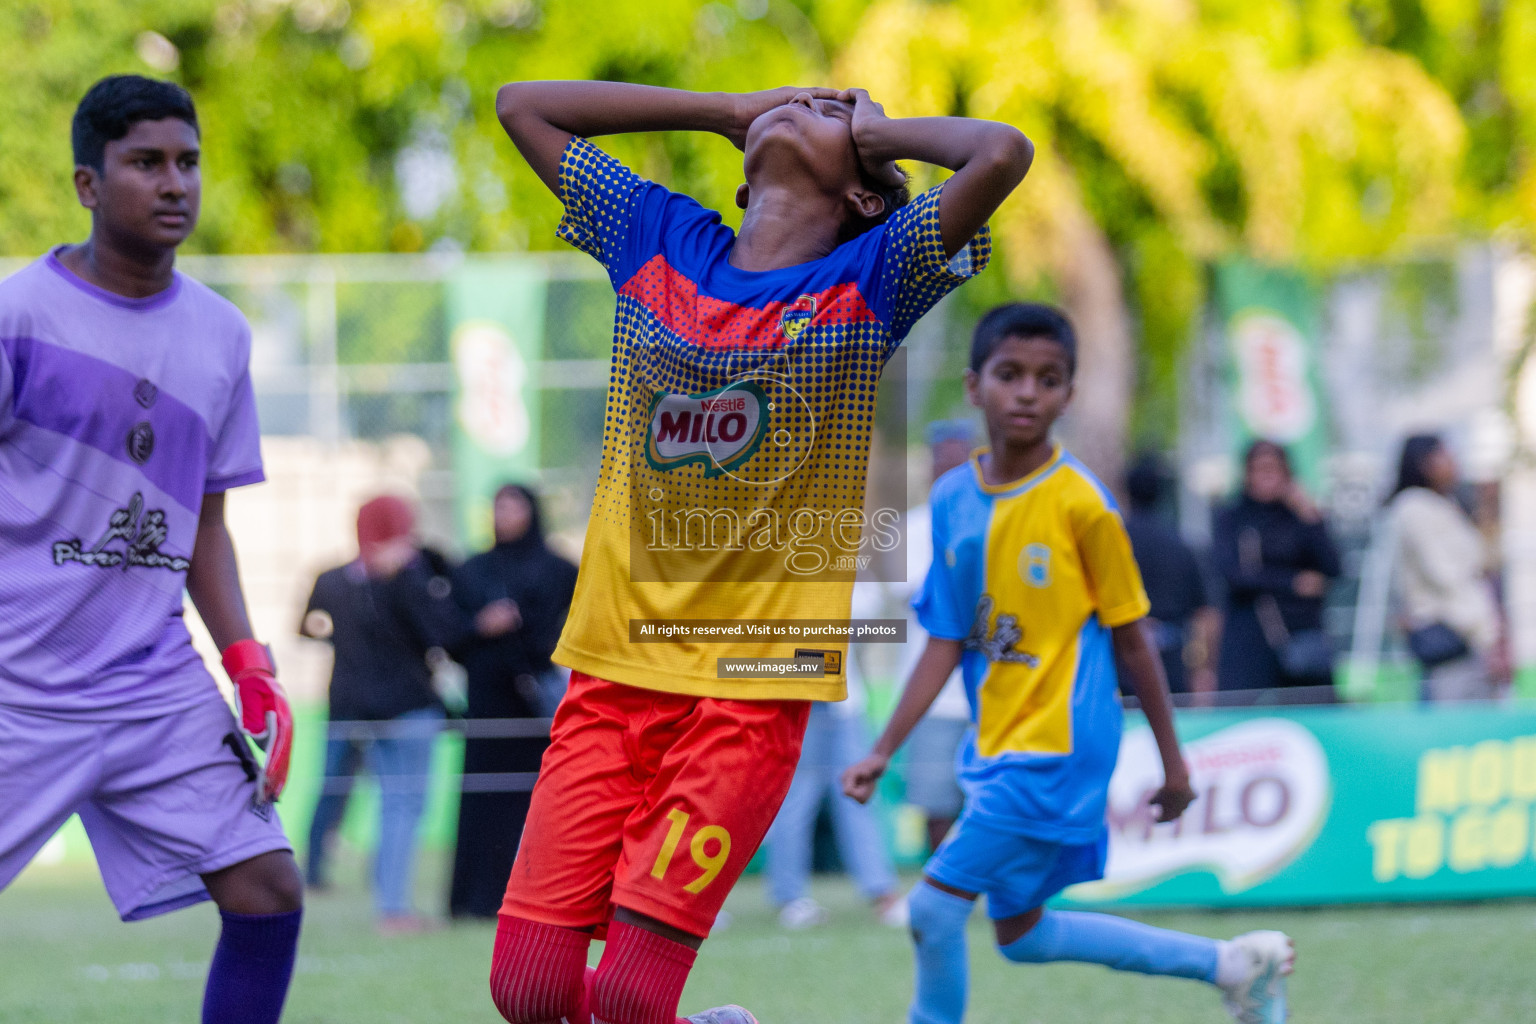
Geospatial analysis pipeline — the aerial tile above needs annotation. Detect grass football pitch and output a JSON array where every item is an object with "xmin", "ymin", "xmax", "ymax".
[{"xmin": 4, "ymin": 854, "xmax": 1535, "ymax": 1023}]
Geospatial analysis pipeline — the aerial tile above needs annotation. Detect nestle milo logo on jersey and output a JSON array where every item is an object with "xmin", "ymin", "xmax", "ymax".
[
  {"xmin": 645, "ymin": 380, "xmax": 770, "ymax": 476},
  {"xmin": 779, "ymin": 294, "xmax": 817, "ymax": 340}
]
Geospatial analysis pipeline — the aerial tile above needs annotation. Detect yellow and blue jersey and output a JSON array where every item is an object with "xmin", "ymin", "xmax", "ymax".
[
  {"xmin": 915, "ymin": 445, "xmax": 1150, "ymax": 843},
  {"xmin": 551, "ymin": 137, "xmax": 990, "ymax": 701}
]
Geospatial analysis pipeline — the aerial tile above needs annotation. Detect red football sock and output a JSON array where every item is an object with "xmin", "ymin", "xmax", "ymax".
[
  {"xmin": 490, "ymin": 914, "xmax": 592, "ymax": 1024},
  {"xmin": 590, "ymin": 920, "xmax": 698, "ymax": 1024}
]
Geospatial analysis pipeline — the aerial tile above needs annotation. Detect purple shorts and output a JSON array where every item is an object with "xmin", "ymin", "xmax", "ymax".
[{"xmin": 0, "ymin": 693, "xmax": 292, "ymax": 921}]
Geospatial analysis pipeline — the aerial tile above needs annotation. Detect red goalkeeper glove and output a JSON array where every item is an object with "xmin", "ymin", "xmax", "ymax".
[{"xmin": 222, "ymin": 639, "xmax": 293, "ymax": 804}]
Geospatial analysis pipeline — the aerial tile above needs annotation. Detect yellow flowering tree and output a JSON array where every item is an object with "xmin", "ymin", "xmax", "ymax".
[{"xmin": 838, "ymin": 0, "xmax": 1467, "ymax": 482}]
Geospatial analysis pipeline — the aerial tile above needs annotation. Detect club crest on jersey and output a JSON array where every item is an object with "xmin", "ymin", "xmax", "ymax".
[
  {"xmin": 126, "ymin": 420, "xmax": 155, "ymax": 464},
  {"xmin": 780, "ymin": 294, "xmax": 818, "ymax": 339},
  {"xmin": 644, "ymin": 380, "xmax": 770, "ymax": 477},
  {"xmin": 1020, "ymin": 543, "xmax": 1052, "ymax": 587},
  {"xmin": 133, "ymin": 378, "xmax": 158, "ymax": 409}
]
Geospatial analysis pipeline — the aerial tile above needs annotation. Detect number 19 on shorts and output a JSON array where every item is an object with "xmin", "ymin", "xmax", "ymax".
[{"xmin": 650, "ymin": 809, "xmax": 732, "ymax": 894}]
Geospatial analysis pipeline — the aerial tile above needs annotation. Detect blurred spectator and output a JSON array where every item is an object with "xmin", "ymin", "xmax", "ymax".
[
  {"xmin": 1388, "ymin": 434, "xmax": 1509, "ymax": 702},
  {"xmin": 1213, "ymin": 440, "xmax": 1341, "ymax": 696},
  {"xmin": 1123, "ymin": 453, "xmax": 1219, "ymax": 700},
  {"xmin": 448, "ymin": 484, "xmax": 577, "ymax": 920},
  {"xmin": 902, "ymin": 420, "xmax": 975, "ymax": 853},
  {"xmin": 299, "ymin": 495, "xmax": 461, "ymax": 933},
  {"xmin": 765, "ymin": 581, "xmax": 904, "ymax": 930}
]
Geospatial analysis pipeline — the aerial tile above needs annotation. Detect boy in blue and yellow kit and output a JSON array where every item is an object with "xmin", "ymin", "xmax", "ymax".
[{"xmin": 845, "ymin": 304, "xmax": 1296, "ymax": 1024}]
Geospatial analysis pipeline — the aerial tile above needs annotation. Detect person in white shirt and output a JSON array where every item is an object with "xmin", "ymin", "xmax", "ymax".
[{"xmin": 1387, "ymin": 433, "xmax": 1509, "ymax": 701}]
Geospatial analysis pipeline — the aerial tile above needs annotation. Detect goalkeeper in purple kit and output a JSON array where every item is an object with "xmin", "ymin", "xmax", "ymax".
[{"xmin": 0, "ymin": 75, "xmax": 302, "ymax": 1024}]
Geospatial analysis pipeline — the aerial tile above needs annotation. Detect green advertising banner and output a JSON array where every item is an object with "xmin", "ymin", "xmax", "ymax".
[
  {"xmin": 446, "ymin": 259, "xmax": 545, "ymax": 550},
  {"xmin": 1213, "ymin": 260, "xmax": 1329, "ymax": 493},
  {"xmin": 1063, "ymin": 705, "xmax": 1536, "ymax": 907}
]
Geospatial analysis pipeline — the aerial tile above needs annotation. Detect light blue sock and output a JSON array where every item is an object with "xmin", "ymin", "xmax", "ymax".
[
  {"xmin": 907, "ymin": 881, "xmax": 975, "ymax": 1024},
  {"xmin": 998, "ymin": 910, "xmax": 1219, "ymax": 983}
]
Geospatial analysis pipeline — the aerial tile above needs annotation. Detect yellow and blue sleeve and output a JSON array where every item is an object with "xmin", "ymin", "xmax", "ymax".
[
  {"xmin": 913, "ymin": 503, "xmax": 971, "ymax": 641},
  {"xmin": 1077, "ymin": 505, "xmax": 1151, "ymax": 628}
]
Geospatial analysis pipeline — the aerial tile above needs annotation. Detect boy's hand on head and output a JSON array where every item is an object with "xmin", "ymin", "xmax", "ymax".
[
  {"xmin": 837, "ymin": 88, "xmax": 905, "ymax": 188},
  {"xmin": 1149, "ymin": 771, "xmax": 1197, "ymax": 823},
  {"xmin": 841, "ymin": 753, "xmax": 890, "ymax": 804},
  {"xmin": 726, "ymin": 86, "xmax": 842, "ymax": 149}
]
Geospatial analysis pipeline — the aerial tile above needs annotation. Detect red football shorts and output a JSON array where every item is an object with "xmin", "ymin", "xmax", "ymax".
[{"xmin": 501, "ymin": 671, "xmax": 810, "ymax": 939}]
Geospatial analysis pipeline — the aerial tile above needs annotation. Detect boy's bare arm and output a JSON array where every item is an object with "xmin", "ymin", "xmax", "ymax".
[
  {"xmin": 186, "ymin": 492, "xmax": 256, "ymax": 650},
  {"xmin": 843, "ymin": 636, "xmax": 963, "ymax": 803},
  {"xmin": 1112, "ymin": 619, "xmax": 1196, "ymax": 822},
  {"xmin": 496, "ymin": 81, "xmax": 841, "ymax": 195},
  {"xmin": 841, "ymin": 89, "xmax": 1032, "ymax": 259}
]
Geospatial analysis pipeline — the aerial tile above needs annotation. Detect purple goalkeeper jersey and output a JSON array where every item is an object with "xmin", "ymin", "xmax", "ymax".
[{"xmin": 0, "ymin": 250, "xmax": 264, "ymax": 718}]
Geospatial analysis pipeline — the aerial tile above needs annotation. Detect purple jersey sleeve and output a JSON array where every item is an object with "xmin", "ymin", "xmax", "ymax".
[{"xmin": 205, "ymin": 326, "xmax": 263, "ymax": 493}]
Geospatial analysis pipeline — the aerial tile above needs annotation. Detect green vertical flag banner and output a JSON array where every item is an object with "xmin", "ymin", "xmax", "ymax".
[
  {"xmin": 1213, "ymin": 260, "xmax": 1328, "ymax": 493},
  {"xmin": 446, "ymin": 259, "xmax": 546, "ymax": 550}
]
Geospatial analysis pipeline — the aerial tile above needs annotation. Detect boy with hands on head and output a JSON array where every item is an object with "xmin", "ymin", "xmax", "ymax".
[
  {"xmin": 844, "ymin": 304, "xmax": 1296, "ymax": 1024},
  {"xmin": 491, "ymin": 78, "xmax": 1029, "ymax": 1024}
]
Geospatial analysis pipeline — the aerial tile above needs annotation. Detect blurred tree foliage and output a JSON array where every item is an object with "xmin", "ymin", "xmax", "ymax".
[
  {"xmin": 839, "ymin": 0, "xmax": 1468, "ymax": 477},
  {"xmin": 1, "ymin": 0, "xmax": 1516, "ymax": 469},
  {"xmin": 0, "ymin": 0, "xmax": 828, "ymax": 255}
]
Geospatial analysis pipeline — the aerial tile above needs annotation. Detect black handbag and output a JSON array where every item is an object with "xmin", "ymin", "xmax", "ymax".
[
  {"xmin": 1408, "ymin": 623, "xmax": 1470, "ymax": 669},
  {"xmin": 1257, "ymin": 594, "xmax": 1334, "ymax": 680},
  {"xmin": 1276, "ymin": 628, "xmax": 1335, "ymax": 679}
]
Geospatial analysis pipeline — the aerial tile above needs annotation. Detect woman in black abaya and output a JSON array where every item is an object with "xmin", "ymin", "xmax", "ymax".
[{"xmin": 447, "ymin": 484, "xmax": 577, "ymax": 919}]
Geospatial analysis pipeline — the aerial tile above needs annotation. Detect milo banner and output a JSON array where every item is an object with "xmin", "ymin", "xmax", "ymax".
[
  {"xmin": 446, "ymin": 260, "xmax": 545, "ymax": 550},
  {"xmin": 1063, "ymin": 705, "xmax": 1536, "ymax": 907},
  {"xmin": 1213, "ymin": 260, "xmax": 1328, "ymax": 493}
]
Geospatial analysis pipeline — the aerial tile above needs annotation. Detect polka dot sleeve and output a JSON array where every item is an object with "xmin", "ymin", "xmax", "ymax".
[
  {"xmin": 877, "ymin": 180, "xmax": 993, "ymax": 345},
  {"xmin": 556, "ymin": 136, "xmax": 650, "ymax": 277}
]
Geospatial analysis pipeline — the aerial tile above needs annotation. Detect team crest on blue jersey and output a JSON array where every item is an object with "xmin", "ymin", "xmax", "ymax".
[
  {"xmin": 1020, "ymin": 543, "xmax": 1052, "ymax": 587},
  {"xmin": 780, "ymin": 294, "xmax": 817, "ymax": 339},
  {"xmin": 644, "ymin": 380, "xmax": 770, "ymax": 477}
]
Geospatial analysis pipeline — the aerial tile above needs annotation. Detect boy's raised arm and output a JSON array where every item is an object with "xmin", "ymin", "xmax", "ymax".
[
  {"xmin": 841, "ymin": 89, "xmax": 1033, "ymax": 259},
  {"xmin": 495, "ymin": 81, "xmax": 841, "ymax": 195}
]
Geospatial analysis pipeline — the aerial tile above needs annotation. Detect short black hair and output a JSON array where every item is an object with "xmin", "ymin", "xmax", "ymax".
[
  {"xmin": 839, "ymin": 165, "xmax": 911, "ymax": 243},
  {"xmin": 72, "ymin": 75, "xmax": 198, "ymax": 172},
  {"xmin": 1243, "ymin": 438, "xmax": 1292, "ymax": 476},
  {"xmin": 1392, "ymin": 433, "xmax": 1443, "ymax": 497},
  {"xmin": 969, "ymin": 302, "xmax": 1077, "ymax": 375},
  {"xmin": 1125, "ymin": 452, "xmax": 1169, "ymax": 511}
]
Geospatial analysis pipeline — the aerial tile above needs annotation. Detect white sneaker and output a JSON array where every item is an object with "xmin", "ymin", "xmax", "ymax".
[
  {"xmin": 684, "ymin": 1007, "xmax": 758, "ymax": 1024},
  {"xmin": 778, "ymin": 896, "xmax": 829, "ymax": 930},
  {"xmin": 1216, "ymin": 931, "xmax": 1294, "ymax": 1024}
]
